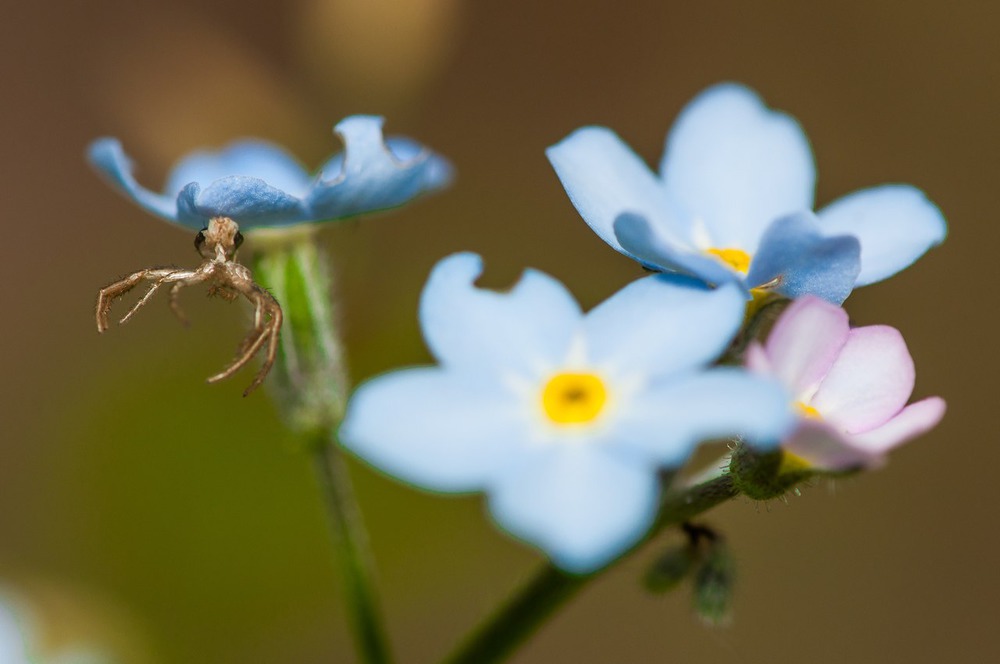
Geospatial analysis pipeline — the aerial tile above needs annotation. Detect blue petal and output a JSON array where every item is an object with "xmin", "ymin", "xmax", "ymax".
[
  {"xmin": 583, "ymin": 274, "xmax": 745, "ymax": 377},
  {"xmin": 746, "ymin": 212, "xmax": 861, "ymax": 304},
  {"xmin": 818, "ymin": 185, "xmax": 947, "ymax": 286},
  {"xmin": 616, "ymin": 368, "xmax": 795, "ymax": 463},
  {"xmin": 613, "ymin": 213, "xmax": 748, "ymax": 288},
  {"xmin": 164, "ymin": 140, "xmax": 312, "ymax": 199},
  {"xmin": 546, "ymin": 127, "xmax": 680, "ymax": 255},
  {"xmin": 87, "ymin": 138, "xmax": 177, "ymax": 221},
  {"xmin": 339, "ymin": 367, "xmax": 528, "ymax": 492},
  {"xmin": 660, "ymin": 83, "xmax": 815, "ymax": 251},
  {"xmin": 306, "ymin": 116, "xmax": 454, "ymax": 221},
  {"xmin": 175, "ymin": 178, "xmax": 309, "ymax": 230},
  {"xmin": 488, "ymin": 445, "xmax": 659, "ymax": 573},
  {"xmin": 419, "ymin": 253, "xmax": 583, "ymax": 377}
]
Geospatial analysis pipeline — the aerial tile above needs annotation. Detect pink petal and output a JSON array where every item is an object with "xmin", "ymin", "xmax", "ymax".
[
  {"xmin": 764, "ymin": 296, "xmax": 850, "ymax": 398},
  {"xmin": 783, "ymin": 420, "xmax": 880, "ymax": 471},
  {"xmin": 846, "ymin": 397, "xmax": 946, "ymax": 454},
  {"xmin": 744, "ymin": 341, "xmax": 772, "ymax": 374},
  {"xmin": 811, "ymin": 325, "xmax": 914, "ymax": 433}
]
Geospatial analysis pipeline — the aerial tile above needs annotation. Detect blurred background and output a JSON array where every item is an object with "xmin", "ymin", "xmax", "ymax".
[{"xmin": 0, "ymin": 0, "xmax": 989, "ymax": 661}]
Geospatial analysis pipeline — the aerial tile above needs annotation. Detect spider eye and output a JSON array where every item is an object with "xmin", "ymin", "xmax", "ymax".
[
  {"xmin": 195, "ymin": 229, "xmax": 207, "ymax": 251},
  {"xmin": 234, "ymin": 231, "xmax": 244, "ymax": 249}
]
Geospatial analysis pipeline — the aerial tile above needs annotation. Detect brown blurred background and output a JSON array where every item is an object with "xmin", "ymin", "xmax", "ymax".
[{"xmin": 0, "ymin": 0, "xmax": 989, "ymax": 661}]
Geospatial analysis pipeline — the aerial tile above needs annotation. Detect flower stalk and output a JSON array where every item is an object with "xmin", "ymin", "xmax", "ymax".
[{"xmin": 252, "ymin": 231, "xmax": 392, "ymax": 664}]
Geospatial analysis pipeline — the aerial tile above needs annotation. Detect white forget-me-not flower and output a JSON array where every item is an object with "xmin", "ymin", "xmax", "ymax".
[
  {"xmin": 88, "ymin": 116, "xmax": 452, "ymax": 230},
  {"xmin": 547, "ymin": 84, "xmax": 946, "ymax": 304},
  {"xmin": 339, "ymin": 253, "xmax": 794, "ymax": 573}
]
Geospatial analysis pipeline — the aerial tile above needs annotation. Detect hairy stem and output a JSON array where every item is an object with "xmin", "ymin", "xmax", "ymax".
[{"xmin": 252, "ymin": 232, "xmax": 392, "ymax": 663}]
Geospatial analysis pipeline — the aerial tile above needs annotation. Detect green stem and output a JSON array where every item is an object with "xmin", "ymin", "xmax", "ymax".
[
  {"xmin": 250, "ymin": 232, "xmax": 392, "ymax": 663},
  {"xmin": 312, "ymin": 433, "xmax": 393, "ymax": 664},
  {"xmin": 439, "ymin": 474, "xmax": 738, "ymax": 664}
]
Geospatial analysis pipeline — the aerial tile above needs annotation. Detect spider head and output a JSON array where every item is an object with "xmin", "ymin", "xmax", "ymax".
[{"xmin": 196, "ymin": 217, "xmax": 244, "ymax": 261}]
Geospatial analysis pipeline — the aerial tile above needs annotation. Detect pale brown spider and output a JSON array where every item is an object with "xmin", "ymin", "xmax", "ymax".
[{"xmin": 96, "ymin": 216, "xmax": 282, "ymax": 396}]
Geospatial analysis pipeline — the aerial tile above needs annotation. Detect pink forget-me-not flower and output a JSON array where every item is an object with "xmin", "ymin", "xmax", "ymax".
[
  {"xmin": 339, "ymin": 253, "xmax": 794, "ymax": 573},
  {"xmin": 547, "ymin": 84, "xmax": 946, "ymax": 304},
  {"xmin": 746, "ymin": 296, "xmax": 946, "ymax": 470},
  {"xmin": 88, "ymin": 116, "xmax": 452, "ymax": 230}
]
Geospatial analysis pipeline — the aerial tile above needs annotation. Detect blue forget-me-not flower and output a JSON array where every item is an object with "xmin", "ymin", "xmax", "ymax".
[
  {"xmin": 547, "ymin": 84, "xmax": 946, "ymax": 304},
  {"xmin": 88, "ymin": 116, "xmax": 452, "ymax": 230},
  {"xmin": 339, "ymin": 253, "xmax": 794, "ymax": 572}
]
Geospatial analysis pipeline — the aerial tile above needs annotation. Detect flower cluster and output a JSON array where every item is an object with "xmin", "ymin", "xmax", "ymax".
[{"xmin": 90, "ymin": 84, "xmax": 946, "ymax": 575}]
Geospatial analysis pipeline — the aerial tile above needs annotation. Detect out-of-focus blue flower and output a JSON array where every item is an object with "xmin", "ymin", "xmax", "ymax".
[
  {"xmin": 0, "ymin": 595, "xmax": 33, "ymax": 664},
  {"xmin": 88, "ymin": 116, "xmax": 453, "ymax": 231},
  {"xmin": 547, "ymin": 84, "xmax": 946, "ymax": 304},
  {"xmin": 339, "ymin": 253, "xmax": 793, "ymax": 573}
]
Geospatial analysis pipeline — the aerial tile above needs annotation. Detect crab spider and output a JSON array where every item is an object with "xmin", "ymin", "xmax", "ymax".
[{"xmin": 96, "ymin": 217, "xmax": 282, "ymax": 396}]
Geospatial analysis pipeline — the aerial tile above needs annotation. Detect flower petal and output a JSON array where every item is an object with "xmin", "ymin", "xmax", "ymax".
[
  {"xmin": 306, "ymin": 115, "xmax": 454, "ymax": 222},
  {"xmin": 583, "ymin": 274, "xmax": 745, "ymax": 377},
  {"xmin": 782, "ymin": 421, "xmax": 880, "ymax": 471},
  {"xmin": 339, "ymin": 367, "xmax": 527, "ymax": 492},
  {"xmin": 818, "ymin": 185, "xmax": 947, "ymax": 286},
  {"xmin": 762, "ymin": 296, "xmax": 851, "ymax": 398},
  {"xmin": 745, "ymin": 212, "xmax": 861, "ymax": 304},
  {"xmin": 660, "ymin": 83, "xmax": 815, "ymax": 250},
  {"xmin": 811, "ymin": 325, "xmax": 915, "ymax": 433},
  {"xmin": 613, "ymin": 213, "xmax": 746, "ymax": 287},
  {"xmin": 616, "ymin": 368, "xmax": 795, "ymax": 463},
  {"xmin": 176, "ymin": 178, "xmax": 309, "ymax": 229},
  {"xmin": 87, "ymin": 138, "xmax": 177, "ymax": 221},
  {"xmin": 419, "ymin": 253, "xmax": 583, "ymax": 377},
  {"xmin": 164, "ymin": 140, "xmax": 312, "ymax": 199},
  {"xmin": 846, "ymin": 396, "xmax": 946, "ymax": 454},
  {"xmin": 488, "ymin": 445, "xmax": 659, "ymax": 573},
  {"xmin": 546, "ymin": 127, "xmax": 679, "ymax": 255}
]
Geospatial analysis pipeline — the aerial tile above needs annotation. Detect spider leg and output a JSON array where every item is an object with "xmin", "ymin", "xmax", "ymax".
[
  {"xmin": 120, "ymin": 281, "xmax": 165, "ymax": 325},
  {"xmin": 168, "ymin": 282, "xmax": 190, "ymax": 327},
  {"xmin": 206, "ymin": 322, "xmax": 272, "ymax": 386},
  {"xmin": 96, "ymin": 268, "xmax": 186, "ymax": 333},
  {"xmin": 242, "ymin": 290, "xmax": 283, "ymax": 396},
  {"xmin": 205, "ymin": 282, "xmax": 283, "ymax": 395}
]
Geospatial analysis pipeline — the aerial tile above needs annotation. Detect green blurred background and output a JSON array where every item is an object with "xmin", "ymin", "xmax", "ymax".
[{"xmin": 0, "ymin": 0, "xmax": 989, "ymax": 661}]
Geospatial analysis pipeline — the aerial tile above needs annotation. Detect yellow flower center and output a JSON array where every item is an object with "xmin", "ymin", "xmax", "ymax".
[
  {"xmin": 541, "ymin": 372, "xmax": 608, "ymax": 425},
  {"xmin": 794, "ymin": 401, "xmax": 822, "ymax": 419},
  {"xmin": 705, "ymin": 247, "xmax": 752, "ymax": 275}
]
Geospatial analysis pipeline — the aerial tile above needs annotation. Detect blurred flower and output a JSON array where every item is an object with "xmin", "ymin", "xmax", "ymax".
[
  {"xmin": 547, "ymin": 83, "xmax": 946, "ymax": 304},
  {"xmin": 88, "ymin": 116, "xmax": 452, "ymax": 231},
  {"xmin": 0, "ymin": 593, "xmax": 111, "ymax": 664},
  {"xmin": 340, "ymin": 252, "xmax": 792, "ymax": 572},
  {"xmin": 0, "ymin": 595, "xmax": 34, "ymax": 663},
  {"xmin": 746, "ymin": 296, "xmax": 945, "ymax": 470}
]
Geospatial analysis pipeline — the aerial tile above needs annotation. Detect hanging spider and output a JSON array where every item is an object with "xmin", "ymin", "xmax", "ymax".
[{"xmin": 95, "ymin": 216, "xmax": 282, "ymax": 396}]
